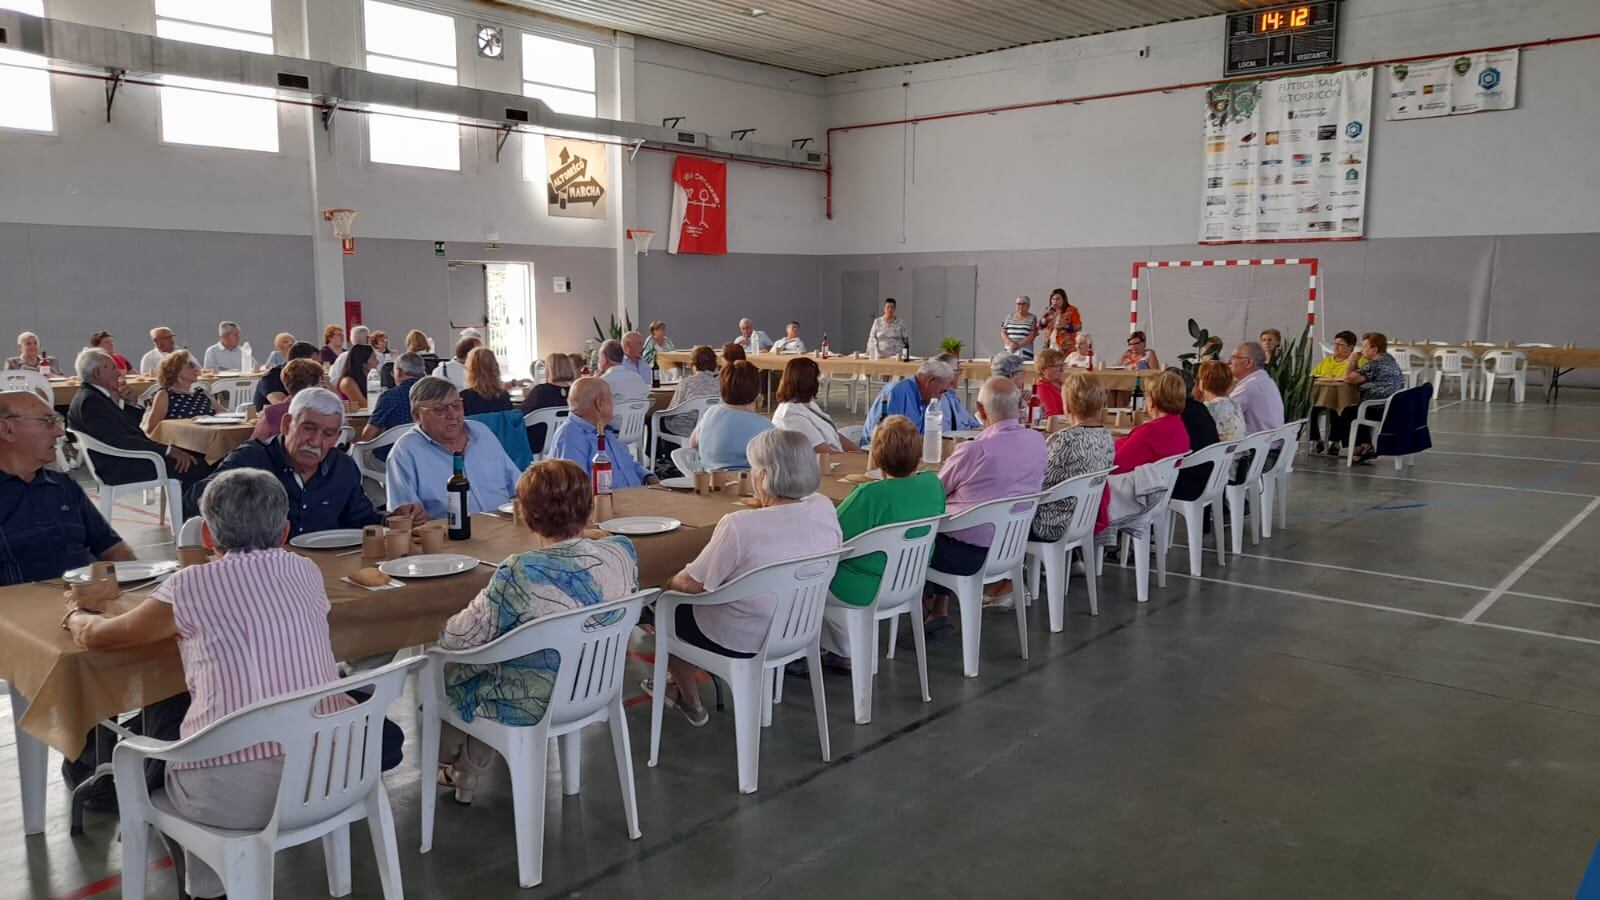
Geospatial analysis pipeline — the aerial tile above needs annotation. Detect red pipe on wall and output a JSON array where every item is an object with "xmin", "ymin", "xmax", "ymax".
[{"xmin": 823, "ymin": 30, "xmax": 1600, "ymax": 219}]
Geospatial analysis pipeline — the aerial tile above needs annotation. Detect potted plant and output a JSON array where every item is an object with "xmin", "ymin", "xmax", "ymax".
[
  {"xmin": 592, "ymin": 313, "xmax": 634, "ymax": 343},
  {"xmin": 939, "ymin": 337, "xmax": 964, "ymax": 357},
  {"xmin": 1269, "ymin": 324, "xmax": 1315, "ymax": 425}
]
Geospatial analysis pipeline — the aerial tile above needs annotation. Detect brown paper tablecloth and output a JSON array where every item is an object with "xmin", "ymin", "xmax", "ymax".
[
  {"xmin": 657, "ymin": 349, "xmax": 1145, "ymax": 391},
  {"xmin": 1311, "ymin": 379, "xmax": 1361, "ymax": 414},
  {"xmin": 150, "ymin": 419, "xmax": 257, "ymax": 464}
]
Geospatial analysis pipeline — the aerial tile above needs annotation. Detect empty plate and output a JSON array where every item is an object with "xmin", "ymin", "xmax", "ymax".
[
  {"xmin": 598, "ymin": 516, "xmax": 682, "ymax": 536},
  {"xmin": 378, "ymin": 554, "xmax": 479, "ymax": 579},
  {"xmin": 63, "ymin": 560, "xmax": 180, "ymax": 584},
  {"xmin": 658, "ymin": 476, "xmax": 695, "ymax": 490},
  {"xmin": 290, "ymin": 529, "xmax": 365, "ymax": 549},
  {"xmin": 193, "ymin": 415, "xmax": 245, "ymax": 425}
]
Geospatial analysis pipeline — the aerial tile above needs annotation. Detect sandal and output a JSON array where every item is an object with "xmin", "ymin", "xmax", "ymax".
[
  {"xmin": 436, "ymin": 764, "xmax": 477, "ymax": 805},
  {"xmin": 641, "ymin": 678, "xmax": 709, "ymax": 727}
]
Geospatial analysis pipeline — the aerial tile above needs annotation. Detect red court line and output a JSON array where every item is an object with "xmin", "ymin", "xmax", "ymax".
[{"xmin": 49, "ymin": 856, "xmax": 173, "ymax": 900}]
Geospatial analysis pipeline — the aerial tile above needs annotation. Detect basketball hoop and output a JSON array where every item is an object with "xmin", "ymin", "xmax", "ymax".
[
  {"xmin": 323, "ymin": 208, "xmax": 358, "ymax": 255},
  {"xmin": 626, "ymin": 228, "xmax": 654, "ymax": 256}
]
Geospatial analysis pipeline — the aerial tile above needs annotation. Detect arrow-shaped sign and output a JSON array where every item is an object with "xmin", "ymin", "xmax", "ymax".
[
  {"xmin": 561, "ymin": 178, "xmax": 605, "ymax": 204},
  {"xmin": 549, "ymin": 155, "xmax": 588, "ymax": 193}
]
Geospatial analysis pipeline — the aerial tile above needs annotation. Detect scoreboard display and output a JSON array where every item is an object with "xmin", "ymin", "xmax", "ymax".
[{"xmin": 1224, "ymin": 1, "xmax": 1340, "ymax": 78}]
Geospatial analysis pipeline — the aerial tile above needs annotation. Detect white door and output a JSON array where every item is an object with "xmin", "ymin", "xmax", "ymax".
[{"xmin": 485, "ymin": 263, "xmax": 535, "ymax": 380}]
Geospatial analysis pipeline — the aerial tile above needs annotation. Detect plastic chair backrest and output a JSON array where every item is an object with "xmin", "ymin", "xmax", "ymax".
[
  {"xmin": 670, "ymin": 446, "xmax": 701, "ymax": 474},
  {"xmin": 1431, "ymin": 348, "xmax": 1473, "ymax": 373},
  {"xmin": 0, "ymin": 370, "xmax": 53, "ymax": 402},
  {"xmin": 1515, "ymin": 342, "xmax": 1554, "ymax": 348},
  {"xmin": 1177, "ymin": 441, "xmax": 1239, "ymax": 502},
  {"xmin": 839, "ymin": 515, "xmax": 944, "ymax": 611},
  {"xmin": 1261, "ymin": 420, "xmax": 1305, "ymax": 479},
  {"xmin": 1375, "ymin": 383, "xmax": 1434, "ymax": 457},
  {"xmin": 530, "ymin": 359, "xmax": 547, "ymax": 384},
  {"xmin": 69, "ymin": 427, "xmax": 164, "ymax": 484},
  {"xmin": 137, "ymin": 383, "xmax": 161, "ymax": 406},
  {"xmin": 609, "ymin": 398, "xmax": 651, "ymax": 445},
  {"xmin": 205, "ymin": 377, "xmax": 257, "ymax": 408},
  {"xmin": 657, "ymin": 395, "xmax": 717, "ymax": 425},
  {"xmin": 1231, "ymin": 432, "xmax": 1274, "ymax": 487},
  {"xmin": 941, "ymin": 492, "xmax": 1045, "ymax": 579},
  {"xmin": 352, "ymin": 423, "xmax": 415, "ymax": 480},
  {"xmin": 1049, "ymin": 467, "xmax": 1113, "ymax": 546},
  {"xmin": 1110, "ymin": 453, "xmax": 1185, "ymax": 531},
  {"xmin": 178, "ymin": 516, "xmax": 204, "ymax": 547},
  {"xmin": 1395, "ymin": 347, "xmax": 1429, "ymax": 372},
  {"xmin": 757, "ymin": 550, "xmax": 842, "ymax": 660},
  {"xmin": 430, "ymin": 591, "xmax": 652, "ymax": 728},
  {"xmin": 1480, "ymin": 349, "xmax": 1527, "ymax": 374},
  {"xmin": 523, "ymin": 407, "xmax": 570, "ymax": 457}
]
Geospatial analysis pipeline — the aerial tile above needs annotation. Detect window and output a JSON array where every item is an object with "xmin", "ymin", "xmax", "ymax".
[
  {"xmin": 520, "ymin": 33, "xmax": 596, "ymax": 180},
  {"xmin": 155, "ymin": 0, "xmax": 278, "ymax": 152},
  {"xmin": 0, "ymin": 0, "xmax": 53, "ymax": 134},
  {"xmin": 364, "ymin": 0, "xmax": 459, "ymax": 171}
]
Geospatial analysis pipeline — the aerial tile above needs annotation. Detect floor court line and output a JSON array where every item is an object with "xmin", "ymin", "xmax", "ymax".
[
  {"xmin": 1427, "ymin": 449, "xmax": 1600, "ymax": 466},
  {"xmin": 1460, "ymin": 496, "xmax": 1600, "ymax": 624},
  {"xmin": 1430, "ymin": 430, "xmax": 1600, "ymax": 444},
  {"xmin": 1294, "ymin": 466, "xmax": 1598, "ymax": 498}
]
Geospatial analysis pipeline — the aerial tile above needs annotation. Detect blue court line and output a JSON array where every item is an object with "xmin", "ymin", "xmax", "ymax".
[{"xmin": 1574, "ymin": 838, "xmax": 1600, "ymax": 899}]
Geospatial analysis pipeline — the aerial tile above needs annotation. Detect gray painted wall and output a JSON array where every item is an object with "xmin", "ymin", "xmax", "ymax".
[{"xmin": 638, "ymin": 252, "xmax": 822, "ymax": 349}]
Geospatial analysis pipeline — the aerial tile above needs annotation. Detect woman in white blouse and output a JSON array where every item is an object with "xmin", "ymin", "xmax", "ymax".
[{"xmin": 770, "ymin": 357, "xmax": 861, "ymax": 453}]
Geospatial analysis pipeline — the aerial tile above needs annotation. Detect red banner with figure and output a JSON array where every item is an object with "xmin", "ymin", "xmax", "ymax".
[{"xmin": 667, "ymin": 157, "xmax": 727, "ymax": 255}]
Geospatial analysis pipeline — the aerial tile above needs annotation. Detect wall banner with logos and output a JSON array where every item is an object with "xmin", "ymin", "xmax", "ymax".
[
  {"xmin": 1386, "ymin": 50, "xmax": 1518, "ymax": 120},
  {"xmin": 1199, "ymin": 67, "xmax": 1373, "ymax": 244}
]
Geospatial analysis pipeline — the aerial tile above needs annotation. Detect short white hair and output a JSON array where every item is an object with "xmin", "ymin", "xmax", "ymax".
[
  {"xmin": 149, "ymin": 326, "xmax": 171, "ymax": 341},
  {"xmin": 1076, "ymin": 332, "xmax": 1093, "ymax": 346},
  {"xmin": 350, "ymin": 325, "xmax": 370, "ymax": 345},
  {"xmin": 217, "ymin": 320, "xmax": 239, "ymax": 335},
  {"xmin": 978, "ymin": 376, "xmax": 1020, "ymax": 421},
  {"xmin": 748, "ymin": 428, "xmax": 819, "ymax": 500},
  {"xmin": 75, "ymin": 348, "xmax": 115, "ymax": 381},
  {"xmin": 16, "ymin": 331, "xmax": 37, "ymax": 344},
  {"xmin": 288, "ymin": 386, "xmax": 346, "ymax": 425},
  {"xmin": 990, "ymin": 352, "xmax": 1024, "ymax": 379},
  {"xmin": 916, "ymin": 358, "xmax": 956, "ymax": 382},
  {"xmin": 739, "ymin": 318, "xmax": 753, "ymax": 328}
]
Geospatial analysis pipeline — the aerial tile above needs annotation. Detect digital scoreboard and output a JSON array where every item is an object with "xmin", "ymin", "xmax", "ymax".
[{"xmin": 1224, "ymin": 1, "xmax": 1340, "ymax": 78}]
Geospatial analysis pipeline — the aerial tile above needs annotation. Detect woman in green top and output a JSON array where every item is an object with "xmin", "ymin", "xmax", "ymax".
[{"xmin": 817, "ymin": 415, "xmax": 946, "ymax": 671}]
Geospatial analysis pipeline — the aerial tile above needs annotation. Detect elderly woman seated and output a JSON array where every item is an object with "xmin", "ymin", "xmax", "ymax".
[
  {"xmin": 434, "ymin": 459, "xmax": 641, "ymax": 802},
  {"xmin": 646, "ymin": 428, "xmax": 842, "ymax": 725},
  {"xmin": 1100, "ymin": 369, "xmax": 1190, "ymax": 529},
  {"xmin": 660, "ymin": 344, "xmax": 720, "ymax": 440},
  {"xmin": 1030, "ymin": 371, "xmax": 1116, "ymax": 543},
  {"xmin": 143, "ymin": 349, "xmax": 224, "ymax": 434},
  {"xmin": 771, "ymin": 356, "xmax": 860, "ymax": 453},
  {"xmin": 62, "ymin": 470, "xmax": 402, "ymax": 900},
  {"xmin": 689, "ymin": 360, "xmax": 772, "ymax": 470}
]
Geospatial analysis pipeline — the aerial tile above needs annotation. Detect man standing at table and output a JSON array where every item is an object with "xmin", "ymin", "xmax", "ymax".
[
  {"xmin": 548, "ymin": 377, "xmax": 657, "ymax": 488},
  {"xmin": 619, "ymin": 331, "xmax": 653, "ymax": 384},
  {"xmin": 201, "ymin": 320, "xmax": 244, "ymax": 371},
  {"xmin": 733, "ymin": 318, "xmax": 773, "ymax": 353},
  {"xmin": 385, "ymin": 376, "xmax": 520, "ymax": 519},
  {"xmin": 206, "ymin": 388, "xmax": 426, "ymax": 536},
  {"xmin": 598, "ymin": 339, "xmax": 649, "ymax": 401},
  {"xmin": 0, "ymin": 391, "xmax": 134, "ymax": 587},
  {"xmin": 140, "ymin": 326, "xmax": 176, "ymax": 375},
  {"xmin": 860, "ymin": 357, "xmax": 981, "ymax": 444},
  {"xmin": 1228, "ymin": 341, "xmax": 1285, "ymax": 433}
]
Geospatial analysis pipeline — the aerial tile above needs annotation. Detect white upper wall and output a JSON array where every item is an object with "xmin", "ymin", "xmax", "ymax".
[{"xmin": 823, "ymin": 0, "xmax": 1600, "ymax": 254}]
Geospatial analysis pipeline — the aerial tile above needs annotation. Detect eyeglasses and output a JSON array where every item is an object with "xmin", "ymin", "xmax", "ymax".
[
  {"xmin": 1127, "ymin": 340, "xmax": 1144, "ymax": 347},
  {"xmin": 419, "ymin": 401, "xmax": 464, "ymax": 415},
  {"xmin": 1229, "ymin": 354, "xmax": 1250, "ymax": 361},
  {"xmin": 2, "ymin": 413, "xmax": 65, "ymax": 428}
]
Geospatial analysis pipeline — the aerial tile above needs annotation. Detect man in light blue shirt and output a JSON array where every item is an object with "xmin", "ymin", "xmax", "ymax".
[
  {"xmin": 733, "ymin": 318, "xmax": 773, "ymax": 353},
  {"xmin": 861, "ymin": 357, "xmax": 980, "ymax": 444},
  {"xmin": 385, "ymin": 376, "xmax": 521, "ymax": 519},
  {"xmin": 201, "ymin": 320, "xmax": 244, "ymax": 371},
  {"xmin": 548, "ymin": 377, "xmax": 656, "ymax": 487},
  {"xmin": 620, "ymin": 331, "xmax": 653, "ymax": 384}
]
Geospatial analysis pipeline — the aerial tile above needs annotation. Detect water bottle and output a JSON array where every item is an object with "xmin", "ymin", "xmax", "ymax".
[
  {"xmin": 240, "ymin": 341, "xmax": 254, "ymax": 372},
  {"xmin": 922, "ymin": 398, "xmax": 943, "ymax": 464},
  {"xmin": 1027, "ymin": 389, "xmax": 1042, "ymax": 426},
  {"xmin": 367, "ymin": 366, "xmax": 383, "ymax": 406}
]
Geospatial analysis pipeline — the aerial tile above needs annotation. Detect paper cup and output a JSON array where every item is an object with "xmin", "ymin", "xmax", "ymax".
[
  {"xmin": 692, "ymin": 470, "xmax": 712, "ymax": 495},
  {"xmin": 362, "ymin": 525, "xmax": 387, "ymax": 559},
  {"xmin": 386, "ymin": 515, "xmax": 411, "ymax": 533},
  {"xmin": 414, "ymin": 523, "xmax": 445, "ymax": 554},
  {"xmin": 738, "ymin": 471, "xmax": 755, "ymax": 497},
  {"xmin": 177, "ymin": 546, "xmax": 212, "ymax": 567},
  {"xmin": 384, "ymin": 530, "xmax": 410, "ymax": 559}
]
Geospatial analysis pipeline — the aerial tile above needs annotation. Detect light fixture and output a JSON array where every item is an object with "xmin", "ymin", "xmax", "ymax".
[{"xmin": 747, "ymin": 8, "xmax": 767, "ymax": 16}]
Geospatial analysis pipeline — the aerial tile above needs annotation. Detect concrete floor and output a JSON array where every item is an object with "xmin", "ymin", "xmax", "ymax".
[{"xmin": 5, "ymin": 388, "xmax": 1600, "ymax": 898}]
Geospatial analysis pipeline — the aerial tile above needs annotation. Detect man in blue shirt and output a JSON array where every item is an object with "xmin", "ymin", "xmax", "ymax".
[
  {"xmin": 359, "ymin": 351, "xmax": 426, "ymax": 441},
  {"xmin": 861, "ymin": 357, "xmax": 981, "ymax": 444},
  {"xmin": 385, "ymin": 376, "xmax": 522, "ymax": 519},
  {"xmin": 548, "ymin": 377, "xmax": 656, "ymax": 487},
  {"xmin": 206, "ymin": 388, "xmax": 425, "ymax": 536},
  {"xmin": 620, "ymin": 331, "xmax": 653, "ymax": 384},
  {"xmin": 0, "ymin": 391, "xmax": 133, "ymax": 586}
]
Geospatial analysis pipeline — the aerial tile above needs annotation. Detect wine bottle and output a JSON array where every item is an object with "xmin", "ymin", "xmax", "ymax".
[
  {"xmin": 446, "ymin": 451, "xmax": 471, "ymax": 540},
  {"xmin": 1131, "ymin": 377, "xmax": 1145, "ymax": 414},
  {"xmin": 820, "ymin": 333, "xmax": 830, "ymax": 358},
  {"xmin": 592, "ymin": 434, "xmax": 615, "ymax": 521},
  {"xmin": 650, "ymin": 355, "xmax": 660, "ymax": 388}
]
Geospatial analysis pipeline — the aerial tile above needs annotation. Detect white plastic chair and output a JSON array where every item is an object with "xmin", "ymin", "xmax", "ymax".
[
  {"xmin": 926, "ymin": 492, "xmax": 1044, "ymax": 679},
  {"xmin": 608, "ymin": 398, "xmax": 652, "ymax": 467},
  {"xmin": 1345, "ymin": 388, "xmax": 1424, "ymax": 471},
  {"xmin": 70, "ymin": 429, "xmax": 183, "ymax": 541},
  {"xmin": 0, "ymin": 369, "xmax": 53, "ymax": 402},
  {"xmin": 669, "ymin": 446, "xmax": 702, "ymax": 475},
  {"xmin": 137, "ymin": 383, "xmax": 162, "ymax": 407},
  {"xmin": 112, "ymin": 656, "xmax": 423, "ymax": 900},
  {"xmin": 1515, "ymin": 343, "xmax": 1555, "ymax": 390},
  {"xmin": 822, "ymin": 516, "xmax": 943, "ymax": 724},
  {"xmin": 1094, "ymin": 453, "xmax": 1184, "ymax": 605},
  {"xmin": 1024, "ymin": 468, "xmax": 1111, "ymax": 630},
  {"xmin": 1223, "ymin": 434, "xmax": 1272, "ymax": 554},
  {"xmin": 1168, "ymin": 442, "xmax": 1240, "ymax": 576},
  {"xmin": 419, "ymin": 591, "xmax": 653, "ymax": 888},
  {"xmin": 1394, "ymin": 347, "xmax": 1430, "ymax": 389},
  {"xmin": 649, "ymin": 550, "xmax": 842, "ymax": 794},
  {"xmin": 349, "ymin": 424, "xmax": 414, "ymax": 489},
  {"xmin": 648, "ymin": 396, "xmax": 716, "ymax": 465},
  {"xmin": 1257, "ymin": 421, "xmax": 1304, "ymax": 538},
  {"xmin": 1479, "ymin": 349, "xmax": 1528, "ymax": 403},
  {"xmin": 205, "ymin": 377, "xmax": 258, "ymax": 412},
  {"xmin": 1431, "ymin": 348, "xmax": 1476, "ymax": 400},
  {"xmin": 177, "ymin": 515, "xmax": 203, "ymax": 548},
  {"xmin": 522, "ymin": 407, "xmax": 569, "ymax": 460}
]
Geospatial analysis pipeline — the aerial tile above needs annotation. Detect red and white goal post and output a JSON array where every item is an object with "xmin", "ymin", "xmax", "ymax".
[{"xmin": 1128, "ymin": 257, "xmax": 1319, "ymax": 336}]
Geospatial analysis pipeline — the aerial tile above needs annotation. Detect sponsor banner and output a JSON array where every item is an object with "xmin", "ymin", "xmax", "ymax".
[
  {"xmin": 546, "ymin": 138, "xmax": 607, "ymax": 219},
  {"xmin": 1199, "ymin": 68, "xmax": 1372, "ymax": 243},
  {"xmin": 1386, "ymin": 49, "xmax": 1518, "ymax": 120},
  {"xmin": 668, "ymin": 156, "xmax": 727, "ymax": 255}
]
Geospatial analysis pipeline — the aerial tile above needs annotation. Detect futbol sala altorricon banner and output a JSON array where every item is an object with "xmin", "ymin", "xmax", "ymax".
[{"xmin": 668, "ymin": 156, "xmax": 728, "ymax": 255}]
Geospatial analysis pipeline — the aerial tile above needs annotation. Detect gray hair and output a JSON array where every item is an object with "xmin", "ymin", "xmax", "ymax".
[
  {"xmin": 200, "ymin": 469, "xmax": 289, "ymax": 551},
  {"xmin": 1015, "ymin": 295, "xmax": 1032, "ymax": 306},
  {"xmin": 75, "ymin": 348, "xmax": 116, "ymax": 381},
  {"xmin": 394, "ymin": 351, "xmax": 427, "ymax": 377},
  {"xmin": 739, "ymin": 318, "xmax": 754, "ymax": 328},
  {"xmin": 915, "ymin": 358, "xmax": 956, "ymax": 383},
  {"xmin": 748, "ymin": 427, "xmax": 819, "ymax": 500},
  {"xmin": 1237, "ymin": 341, "xmax": 1267, "ymax": 370},
  {"xmin": 16, "ymin": 331, "xmax": 37, "ymax": 344},
  {"xmin": 217, "ymin": 320, "xmax": 239, "ymax": 335},
  {"xmin": 288, "ymin": 386, "xmax": 346, "ymax": 425},
  {"xmin": 350, "ymin": 325, "xmax": 370, "ymax": 345},
  {"xmin": 978, "ymin": 375, "xmax": 1021, "ymax": 421},
  {"xmin": 990, "ymin": 351, "xmax": 1024, "ymax": 379},
  {"xmin": 149, "ymin": 326, "xmax": 172, "ymax": 341},
  {"xmin": 599, "ymin": 339, "xmax": 624, "ymax": 364},
  {"xmin": 408, "ymin": 375, "xmax": 458, "ymax": 413}
]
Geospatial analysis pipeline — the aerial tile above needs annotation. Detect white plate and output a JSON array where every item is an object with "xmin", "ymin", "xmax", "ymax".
[
  {"xmin": 659, "ymin": 476, "xmax": 696, "ymax": 490},
  {"xmin": 497, "ymin": 502, "xmax": 517, "ymax": 516},
  {"xmin": 290, "ymin": 529, "xmax": 365, "ymax": 549},
  {"xmin": 599, "ymin": 516, "xmax": 682, "ymax": 536},
  {"xmin": 63, "ymin": 560, "xmax": 179, "ymax": 584},
  {"xmin": 379, "ymin": 554, "xmax": 480, "ymax": 579},
  {"xmin": 192, "ymin": 415, "xmax": 246, "ymax": 425},
  {"xmin": 944, "ymin": 430, "xmax": 982, "ymax": 441}
]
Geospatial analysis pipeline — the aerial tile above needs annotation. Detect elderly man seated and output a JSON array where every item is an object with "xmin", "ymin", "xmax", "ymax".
[
  {"xmin": 548, "ymin": 376, "xmax": 656, "ymax": 488},
  {"xmin": 0, "ymin": 391, "xmax": 134, "ymax": 586},
  {"xmin": 733, "ymin": 318, "xmax": 773, "ymax": 353},
  {"xmin": 6, "ymin": 331, "xmax": 57, "ymax": 373},
  {"xmin": 920, "ymin": 376, "xmax": 1046, "ymax": 635},
  {"xmin": 140, "ymin": 326, "xmax": 176, "ymax": 375},
  {"xmin": 201, "ymin": 320, "xmax": 245, "ymax": 371},
  {"xmin": 597, "ymin": 338, "xmax": 649, "ymax": 401},
  {"xmin": 360, "ymin": 351, "xmax": 427, "ymax": 441},
  {"xmin": 207, "ymin": 388, "xmax": 425, "ymax": 536},
  {"xmin": 619, "ymin": 331, "xmax": 652, "ymax": 383},
  {"xmin": 860, "ymin": 357, "xmax": 981, "ymax": 444},
  {"xmin": 1228, "ymin": 340, "xmax": 1285, "ymax": 434},
  {"xmin": 385, "ymin": 376, "xmax": 521, "ymax": 519},
  {"xmin": 68, "ymin": 348, "xmax": 213, "ymax": 518}
]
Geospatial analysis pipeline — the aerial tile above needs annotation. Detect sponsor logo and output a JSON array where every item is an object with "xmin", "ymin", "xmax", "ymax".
[
  {"xmin": 1239, "ymin": 132, "xmax": 1257, "ymax": 144},
  {"xmin": 1423, "ymin": 84, "xmax": 1435, "ymax": 95},
  {"xmin": 1207, "ymin": 177, "xmax": 1223, "ymax": 189},
  {"xmin": 1232, "ymin": 193, "xmax": 1250, "ymax": 203},
  {"xmin": 1259, "ymin": 158, "xmax": 1283, "ymax": 166},
  {"xmin": 1233, "ymin": 207, "xmax": 1251, "ymax": 217},
  {"xmin": 1479, "ymin": 67, "xmax": 1501, "ymax": 90},
  {"xmin": 1308, "ymin": 220, "xmax": 1335, "ymax": 232},
  {"xmin": 1339, "ymin": 154, "xmax": 1361, "ymax": 165},
  {"xmin": 1393, "ymin": 63, "xmax": 1409, "ymax": 80},
  {"xmin": 1346, "ymin": 121, "xmax": 1364, "ymax": 139},
  {"xmin": 1341, "ymin": 217, "xmax": 1363, "ymax": 233},
  {"xmin": 1205, "ymin": 195, "xmax": 1227, "ymax": 206},
  {"xmin": 1292, "ymin": 153, "xmax": 1310, "ymax": 167},
  {"xmin": 1229, "ymin": 222, "xmax": 1245, "ymax": 233},
  {"xmin": 1317, "ymin": 124, "xmax": 1338, "ymax": 141},
  {"xmin": 1333, "ymin": 201, "xmax": 1361, "ymax": 209},
  {"xmin": 1229, "ymin": 179, "xmax": 1253, "ymax": 187},
  {"xmin": 1291, "ymin": 174, "xmax": 1310, "ymax": 185},
  {"xmin": 1298, "ymin": 203, "xmax": 1320, "ymax": 214},
  {"xmin": 1453, "ymin": 56, "xmax": 1473, "ymax": 76},
  {"xmin": 1279, "ymin": 129, "xmax": 1304, "ymax": 143},
  {"xmin": 1331, "ymin": 188, "xmax": 1361, "ymax": 197},
  {"xmin": 1265, "ymin": 131, "xmax": 1280, "ymax": 145},
  {"xmin": 1206, "ymin": 207, "xmax": 1228, "ymax": 218},
  {"xmin": 1319, "ymin": 152, "xmax": 1333, "ymax": 163},
  {"xmin": 1257, "ymin": 222, "xmax": 1280, "ymax": 233},
  {"xmin": 1316, "ymin": 173, "xmax": 1337, "ymax": 182},
  {"xmin": 1345, "ymin": 168, "xmax": 1361, "ymax": 181},
  {"xmin": 1207, "ymin": 140, "xmax": 1227, "ymax": 154},
  {"xmin": 1204, "ymin": 223, "xmax": 1224, "ymax": 239}
]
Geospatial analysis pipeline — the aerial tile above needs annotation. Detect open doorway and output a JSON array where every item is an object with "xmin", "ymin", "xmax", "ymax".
[{"xmin": 448, "ymin": 260, "xmax": 536, "ymax": 379}]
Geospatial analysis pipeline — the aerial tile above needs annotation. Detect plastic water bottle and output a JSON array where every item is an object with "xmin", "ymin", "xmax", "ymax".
[
  {"xmin": 922, "ymin": 398, "xmax": 943, "ymax": 464},
  {"xmin": 367, "ymin": 366, "xmax": 383, "ymax": 406},
  {"xmin": 240, "ymin": 341, "xmax": 254, "ymax": 372}
]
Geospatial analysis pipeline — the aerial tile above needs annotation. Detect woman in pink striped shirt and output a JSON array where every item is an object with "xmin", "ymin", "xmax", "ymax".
[{"xmin": 64, "ymin": 469, "xmax": 394, "ymax": 899}]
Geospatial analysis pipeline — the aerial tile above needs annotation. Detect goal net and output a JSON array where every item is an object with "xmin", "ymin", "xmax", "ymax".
[{"xmin": 1130, "ymin": 258, "xmax": 1320, "ymax": 365}]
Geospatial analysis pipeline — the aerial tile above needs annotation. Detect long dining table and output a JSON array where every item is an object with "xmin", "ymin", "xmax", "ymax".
[
  {"xmin": 1389, "ymin": 342, "xmax": 1600, "ymax": 402},
  {"xmin": 654, "ymin": 349, "xmax": 1150, "ymax": 392},
  {"xmin": 46, "ymin": 371, "xmax": 260, "ymax": 408}
]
